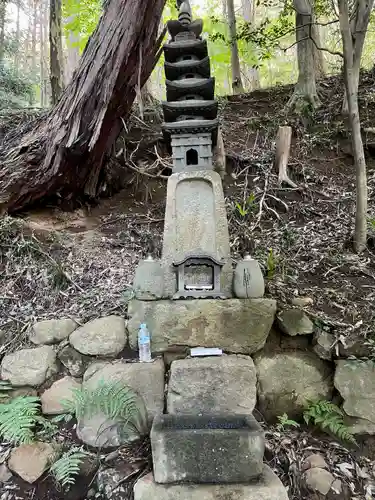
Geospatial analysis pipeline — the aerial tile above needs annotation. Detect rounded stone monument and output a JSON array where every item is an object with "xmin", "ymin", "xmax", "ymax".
[
  {"xmin": 134, "ymin": 255, "xmax": 164, "ymax": 300},
  {"xmin": 233, "ymin": 254, "xmax": 265, "ymax": 298}
]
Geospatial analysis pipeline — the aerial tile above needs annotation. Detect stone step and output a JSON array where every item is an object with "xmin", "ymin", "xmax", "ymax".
[
  {"xmin": 151, "ymin": 414, "xmax": 264, "ymax": 484},
  {"xmin": 134, "ymin": 467, "xmax": 289, "ymax": 500}
]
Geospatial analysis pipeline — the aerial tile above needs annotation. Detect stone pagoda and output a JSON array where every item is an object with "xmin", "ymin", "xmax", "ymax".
[{"xmin": 130, "ymin": 2, "xmax": 286, "ymax": 499}]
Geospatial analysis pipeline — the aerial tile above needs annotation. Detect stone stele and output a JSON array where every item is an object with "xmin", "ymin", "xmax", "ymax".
[
  {"xmin": 151, "ymin": 414, "xmax": 264, "ymax": 484},
  {"xmin": 128, "ymin": 298, "xmax": 276, "ymax": 354},
  {"xmin": 134, "ymin": 467, "xmax": 289, "ymax": 500},
  {"xmin": 161, "ymin": 170, "xmax": 233, "ymax": 297}
]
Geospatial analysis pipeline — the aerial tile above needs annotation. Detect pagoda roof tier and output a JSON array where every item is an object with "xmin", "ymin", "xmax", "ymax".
[
  {"xmin": 162, "ymin": 99, "xmax": 218, "ymax": 122},
  {"xmin": 164, "ymin": 56, "xmax": 210, "ymax": 80},
  {"xmin": 167, "ymin": 19, "xmax": 203, "ymax": 40},
  {"xmin": 162, "ymin": 118, "xmax": 219, "ymax": 146},
  {"xmin": 166, "ymin": 77, "xmax": 215, "ymax": 102},
  {"xmin": 163, "ymin": 39, "xmax": 208, "ymax": 63}
]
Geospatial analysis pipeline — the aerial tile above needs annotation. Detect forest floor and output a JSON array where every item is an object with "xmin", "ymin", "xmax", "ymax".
[{"xmin": 1, "ymin": 71, "xmax": 375, "ymax": 499}]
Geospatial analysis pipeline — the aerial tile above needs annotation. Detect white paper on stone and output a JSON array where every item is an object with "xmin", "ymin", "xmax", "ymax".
[{"xmin": 190, "ymin": 347, "xmax": 222, "ymax": 357}]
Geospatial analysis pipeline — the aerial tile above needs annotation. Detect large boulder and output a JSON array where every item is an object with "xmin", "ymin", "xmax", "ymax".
[
  {"xmin": 30, "ymin": 318, "xmax": 77, "ymax": 345},
  {"xmin": 167, "ymin": 355, "xmax": 257, "ymax": 415},
  {"xmin": 254, "ymin": 351, "xmax": 333, "ymax": 421},
  {"xmin": 1, "ymin": 346, "xmax": 58, "ymax": 387},
  {"xmin": 334, "ymin": 360, "xmax": 375, "ymax": 434},
  {"xmin": 128, "ymin": 299, "xmax": 276, "ymax": 355},
  {"xmin": 134, "ymin": 467, "xmax": 289, "ymax": 500},
  {"xmin": 77, "ymin": 359, "xmax": 164, "ymax": 447},
  {"xmin": 41, "ymin": 376, "xmax": 81, "ymax": 415},
  {"xmin": 8, "ymin": 442, "xmax": 60, "ymax": 483},
  {"xmin": 69, "ymin": 316, "xmax": 127, "ymax": 357}
]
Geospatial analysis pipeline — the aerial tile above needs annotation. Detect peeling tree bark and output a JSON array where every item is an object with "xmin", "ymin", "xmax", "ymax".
[
  {"xmin": 49, "ymin": 0, "xmax": 64, "ymax": 104},
  {"xmin": 0, "ymin": 0, "xmax": 166, "ymax": 214}
]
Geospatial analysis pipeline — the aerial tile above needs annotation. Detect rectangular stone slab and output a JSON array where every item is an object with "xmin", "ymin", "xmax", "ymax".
[
  {"xmin": 134, "ymin": 468, "xmax": 289, "ymax": 500},
  {"xmin": 151, "ymin": 414, "xmax": 264, "ymax": 484},
  {"xmin": 128, "ymin": 298, "xmax": 276, "ymax": 355}
]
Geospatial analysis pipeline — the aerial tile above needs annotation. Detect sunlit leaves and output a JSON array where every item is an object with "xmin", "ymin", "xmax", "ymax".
[{"xmin": 62, "ymin": 0, "xmax": 102, "ymax": 52}]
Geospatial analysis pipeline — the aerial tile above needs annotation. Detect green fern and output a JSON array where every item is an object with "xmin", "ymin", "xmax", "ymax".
[
  {"xmin": 276, "ymin": 413, "xmax": 300, "ymax": 431},
  {"xmin": 0, "ymin": 396, "xmax": 48, "ymax": 444},
  {"xmin": 50, "ymin": 448, "xmax": 87, "ymax": 489},
  {"xmin": 62, "ymin": 380, "xmax": 147, "ymax": 439},
  {"xmin": 303, "ymin": 399, "xmax": 357, "ymax": 445}
]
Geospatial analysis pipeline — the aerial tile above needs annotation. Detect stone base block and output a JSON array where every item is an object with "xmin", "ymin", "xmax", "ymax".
[
  {"xmin": 128, "ymin": 298, "xmax": 276, "ymax": 355},
  {"xmin": 134, "ymin": 467, "xmax": 289, "ymax": 500},
  {"xmin": 167, "ymin": 356, "xmax": 257, "ymax": 415},
  {"xmin": 151, "ymin": 414, "xmax": 264, "ymax": 484}
]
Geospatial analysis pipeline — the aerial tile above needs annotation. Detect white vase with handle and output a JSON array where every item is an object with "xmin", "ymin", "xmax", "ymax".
[{"xmin": 233, "ymin": 254, "xmax": 265, "ymax": 298}]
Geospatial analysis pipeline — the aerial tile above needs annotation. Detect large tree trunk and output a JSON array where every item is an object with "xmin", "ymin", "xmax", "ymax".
[
  {"xmin": 241, "ymin": 0, "xmax": 260, "ymax": 90},
  {"xmin": 339, "ymin": 0, "xmax": 370, "ymax": 252},
  {"xmin": 49, "ymin": 0, "xmax": 64, "ymax": 104},
  {"xmin": 0, "ymin": 0, "xmax": 166, "ymax": 214},
  {"xmin": 288, "ymin": 0, "xmax": 320, "ymax": 111},
  {"xmin": 227, "ymin": 0, "xmax": 244, "ymax": 94}
]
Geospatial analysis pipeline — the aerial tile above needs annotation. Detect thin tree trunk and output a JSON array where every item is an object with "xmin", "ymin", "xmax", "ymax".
[
  {"xmin": 241, "ymin": 0, "xmax": 260, "ymax": 90},
  {"xmin": 288, "ymin": 0, "xmax": 320, "ymax": 111},
  {"xmin": 31, "ymin": 0, "xmax": 37, "ymax": 75},
  {"xmin": 64, "ymin": 14, "xmax": 80, "ymax": 85},
  {"xmin": 338, "ymin": 0, "xmax": 368, "ymax": 252},
  {"xmin": 40, "ymin": 0, "xmax": 46, "ymax": 106},
  {"xmin": 0, "ymin": 0, "xmax": 6, "ymax": 65},
  {"xmin": 14, "ymin": 0, "xmax": 21, "ymax": 71},
  {"xmin": 342, "ymin": 0, "xmax": 374, "ymax": 113},
  {"xmin": 227, "ymin": 0, "xmax": 244, "ymax": 94},
  {"xmin": 49, "ymin": 0, "xmax": 64, "ymax": 104},
  {"xmin": 311, "ymin": 15, "xmax": 324, "ymax": 78},
  {"xmin": 0, "ymin": 0, "xmax": 166, "ymax": 214}
]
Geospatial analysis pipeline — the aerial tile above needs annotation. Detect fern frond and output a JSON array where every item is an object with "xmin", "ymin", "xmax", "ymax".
[
  {"xmin": 62, "ymin": 380, "xmax": 146, "ymax": 438},
  {"xmin": 0, "ymin": 396, "xmax": 42, "ymax": 444},
  {"xmin": 50, "ymin": 448, "xmax": 87, "ymax": 489},
  {"xmin": 303, "ymin": 399, "xmax": 357, "ymax": 445}
]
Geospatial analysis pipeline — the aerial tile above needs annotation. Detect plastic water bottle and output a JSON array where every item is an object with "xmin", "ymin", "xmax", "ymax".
[{"xmin": 138, "ymin": 323, "xmax": 152, "ymax": 362}]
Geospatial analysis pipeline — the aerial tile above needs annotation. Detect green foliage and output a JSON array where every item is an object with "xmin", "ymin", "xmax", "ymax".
[
  {"xmin": 0, "ymin": 64, "xmax": 33, "ymax": 109},
  {"xmin": 235, "ymin": 193, "xmax": 257, "ymax": 217},
  {"xmin": 62, "ymin": 380, "xmax": 147, "ymax": 440},
  {"xmin": 276, "ymin": 413, "xmax": 300, "ymax": 431},
  {"xmin": 368, "ymin": 217, "xmax": 375, "ymax": 231},
  {"xmin": 0, "ymin": 396, "xmax": 54, "ymax": 445},
  {"xmin": 50, "ymin": 448, "xmax": 87, "ymax": 489},
  {"xmin": 62, "ymin": 0, "xmax": 102, "ymax": 52},
  {"xmin": 266, "ymin": 248, "xmax": 277, "ymax": 278},
  {"xmin": 303, "ymin": 400, "xmax": 357, "ymax": 445}
]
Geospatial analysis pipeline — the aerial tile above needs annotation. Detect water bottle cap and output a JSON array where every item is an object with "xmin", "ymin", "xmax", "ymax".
[{"xmin": 140, "ymin": 323, "xmax": 147, "ymax": 328}]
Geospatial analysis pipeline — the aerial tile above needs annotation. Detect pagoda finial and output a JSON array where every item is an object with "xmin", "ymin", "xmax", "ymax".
[{"xmin": 178, "ymin": 0, "xmax": 192, "ymax": 26}]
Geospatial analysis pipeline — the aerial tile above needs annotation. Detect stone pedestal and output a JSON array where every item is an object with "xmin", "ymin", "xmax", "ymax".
[
  {"xmin": 151, "ymin": 414, "xmax": 264, "ymax": 484},
  {"xmin": 134, "ymin": 467, "xmax": 289, "ymax": 500},
  {"xmin": 128, "ymin": 298, "xmax": 276, "ymax": 354}
]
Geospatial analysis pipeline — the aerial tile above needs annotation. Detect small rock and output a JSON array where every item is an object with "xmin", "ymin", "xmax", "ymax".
[
  {"xmin": 292, "ymin": 297, "xmax": 314, "ymax": 307},
  {"xmin": 58, "ymin": 345, "xmax": 88, "ymax": 377},
  {"xmin": 30, "ymin": 318, "xmax": 78, "ymax": 345},
  {"xmin": 8, "ymin": 442, "xmax": 60, "ymax": 483},
  {"xmin": 303, "ymin": 468, "xmax": 335, "ymax": 495},
  {"xmin": 41, "ymin": 376, "xmax": 81, "ymax": 415},
  {"xmin": 70, "ymin": 316, "xmax": 127, "ymax": 357},
  {"xmin": 302, "ymin": 453, "xmax": 328, "ymax": 471},
  {"xmin": 0, "ymin": 464, "xmax": 12, "ymax": 484},
  {"xmin": 1, "ymin": 346, "xmax": 58, "ymax": 387},
  {"xmin": 87, "ymin": 488, "xmax": 96, "ymax": 498},
  {"xmin": 313, "ymin": 331, "xmax": 335, "ymax": 361},
  {"xmin": 330, "ymin": 479, "xmax": 342, "ymax": 494},
  {"xmin": 277, "ymin": 309, "xmax": 314, "ymax": 336},
  {"xmin": 97, "ymin": 467, "xmax": 128, "ymax": 499}
]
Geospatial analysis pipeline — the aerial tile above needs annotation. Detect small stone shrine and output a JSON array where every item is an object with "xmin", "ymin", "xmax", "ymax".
[{"xmin": 131, "ymin": 2, "xmax": 287, "ymax": 498}]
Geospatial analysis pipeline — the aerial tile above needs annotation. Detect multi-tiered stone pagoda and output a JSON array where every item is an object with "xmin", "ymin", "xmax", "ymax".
[{"xmin": 162, "ymin": 0, "xmax": 219, "ymax": 173}]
